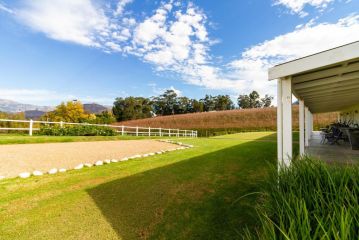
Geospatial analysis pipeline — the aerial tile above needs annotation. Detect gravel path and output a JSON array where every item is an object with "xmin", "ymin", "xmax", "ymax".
[{"xmin": 0, "ymin": 140, "xmax": 178, "ymax": 178}]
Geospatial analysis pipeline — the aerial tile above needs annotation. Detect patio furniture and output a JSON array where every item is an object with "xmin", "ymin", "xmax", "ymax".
[{"xmin": 324, "ymin": 127, "xmax": 343, "ymax": 145}]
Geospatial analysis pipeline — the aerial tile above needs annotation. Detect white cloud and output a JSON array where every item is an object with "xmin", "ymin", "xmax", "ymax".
[
  {"xmin": 114, "ymin": 0, "xmax": 133, "ymax": 16},
  {"xmin": 229, "ymin": 14, "xmax": 359, "ymax": 97},
  {"xmin": 8, "ymin": 1, "xmax": 359, "ymax": 100},
  {"xmin": 274, "ymin": 0, "xmax": 335, "ymax": 16},
  {"xmin": 0, "ymin": 2, "xmax": 13, "ymax": 14},
  {"xmin": 16, "ymin": 0, "xmax": 110, "ymax": 47}
]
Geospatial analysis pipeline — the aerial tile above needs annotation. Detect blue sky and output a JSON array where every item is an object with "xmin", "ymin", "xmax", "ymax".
[{"xmin": 0, "ymin": 0, "xmax": 358, "ymax": 106}]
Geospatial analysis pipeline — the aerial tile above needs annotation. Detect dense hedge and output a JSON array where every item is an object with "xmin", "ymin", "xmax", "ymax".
[{"xmin": 37, "ymin": 125, "xmax": 117, "ymax": 136}]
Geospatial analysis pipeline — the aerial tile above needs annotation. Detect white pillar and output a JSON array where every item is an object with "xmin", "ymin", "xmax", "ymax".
[
  {"xmin": 277, "ymin": 78, "xmax": 292, "ymax": 167},
  {"xmin": 29, "ymin": 119, "xmax": 33, "ymax": 136},
  {"xmin": 277, "ymin": 79, "xmax": 283, "ymax": 163},
  {"xmin": 159, "ymin": 128, "xmax": 162, "ymax": 137},
  {"xmin": 121, "ymin": 126, "xmax": 124, "ymax": 136},
  {"xmin": 136, "ymin": 126, "xmax": 138, "ymax": 136},
  {"xmin": 299, "ymin": 100, "xmax": 305, "ymax": 155},
  {"xmin": 148, "ymin": 127, "xmax": 151, "ymax": 136},
  {"xmin": 305, "ymin": 107, "xmax": 310, "ymax": 147}
]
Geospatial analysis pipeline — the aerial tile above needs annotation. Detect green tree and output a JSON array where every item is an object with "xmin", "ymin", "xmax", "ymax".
[
  {"xmin": 237, "ymin": 95, "xmax": 251, "ymax": 109},
  {"xmin": 201, "ymin": 95, "xmax": 216, "ymax": 112},
  {"xmin": 261, "ymin": 94, "xmax": 273, "ymax": 108},
  {"xmin": 214, "ymin": 95, "xmax": 234, "ymax": 110},
  {"xmin": 152, "ymin": 89, "xmax": 179, "ymax": 115},
  {"xmin": 112, "ymin": 97, "xmax": 152, "ymax": 121}
]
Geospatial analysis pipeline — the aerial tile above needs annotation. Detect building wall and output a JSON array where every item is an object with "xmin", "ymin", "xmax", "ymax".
[{"xmin": 340, "ymin": 104, "xmax": 359, "ymax": 127}]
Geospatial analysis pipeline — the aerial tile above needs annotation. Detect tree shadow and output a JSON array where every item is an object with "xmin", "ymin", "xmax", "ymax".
[{"xmin": 86, "ymin": 134, "xmax": 279, "ymax": 239}]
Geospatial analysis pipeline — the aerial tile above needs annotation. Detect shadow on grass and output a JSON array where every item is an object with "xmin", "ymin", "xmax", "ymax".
[{"xmin": 87, "ymin": 134, "xmax": 278, "ymax": 240}]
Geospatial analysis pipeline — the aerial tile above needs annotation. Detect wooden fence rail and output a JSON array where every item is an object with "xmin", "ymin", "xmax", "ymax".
[{"xmin": 0, "ymin": 119, "xmax": 198, "ymax": 138}]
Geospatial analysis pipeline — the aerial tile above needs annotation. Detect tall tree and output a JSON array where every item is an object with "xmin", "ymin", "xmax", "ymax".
[
  {"xmin": 237, "ymin": 95, "xmax": 251, "ymax": 109},
  {"xmin": 215, "ymin": 95, "xmax": 234, "ymax": 110},
  {"xmin": 112, "ymin": 97, "xmax": 152, "ymax": 121},
  {"xmin": 261, "ymin": 94, "xmax": 273, "ymax": 108}
]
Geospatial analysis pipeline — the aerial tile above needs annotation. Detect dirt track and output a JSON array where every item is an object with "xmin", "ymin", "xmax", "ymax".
[{"xmin": 0, "ymin": 140, "xmax": 177, "ymax": 178}]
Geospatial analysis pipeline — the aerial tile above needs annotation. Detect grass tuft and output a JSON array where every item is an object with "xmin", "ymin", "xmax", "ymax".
[{"xmin": 244, "ymin": 157, "xmax": 359, "ymax": 240}]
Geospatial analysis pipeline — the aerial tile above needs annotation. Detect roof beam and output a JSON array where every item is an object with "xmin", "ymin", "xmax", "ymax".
[
  {"xmin": 295, "ymin": 78, "xmax": 359, "ymax": 94},
  {"xmin": 292, "ymin": 61, "xmax": 359, "ymax": 83},
  {"xmin": 299, "ymin": 88, "xmax": 359, "ymax": 98},
  {"xmin": 293, "ymin": 71, "xmax": 359, "ymax": 90}
]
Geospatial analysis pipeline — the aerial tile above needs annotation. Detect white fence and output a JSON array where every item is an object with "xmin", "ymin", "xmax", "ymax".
[{"xmin": 0, "ymin": 119, "xmax": 198, "ymax": 138}]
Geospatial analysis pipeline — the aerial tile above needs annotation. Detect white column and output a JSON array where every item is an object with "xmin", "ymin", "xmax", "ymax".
[
  {"xmin": 29, "ymin": 119, "xmax": 33, "ymax": 136},
  {"xmin": 277, "ymin": 77, "xmax": 292, "ymax": 167},
  {"xmin": 299, "ymin": 100, "xmax": 305, "ymax": 155},
  {"xmin": 305, "ymin": 107, "xmax": 310, "ymax": 147},
  {"xmin": 148, "ymin": 127, "xmax": 151, "ymax": 136},
  {"xmin": 159, "ymin": 128, "xmax": 162, "ymax": 137},
  {"xmin": 277, "ymin": 79, "xmax": 283, "ymax": 163}
]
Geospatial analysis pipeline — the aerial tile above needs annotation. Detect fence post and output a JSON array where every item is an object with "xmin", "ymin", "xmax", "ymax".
[
  {"xmin": 169, "ymin": 129, "xmax": 171, "ymax": 137},
  {"xmin": 159, "ymin": 128, "xmax": 162, "ymax": 137},
  {"xmin": 185, "ymin": 130, "xmax": 187, "ymax": 137},
  {"xmin": 121, "ymin": 126, "xmax": 124, "ymax": 136},
  {"xmin": 136, "ymin": 126, "xmax": 139, "ymax": 136},
  {"xmin": 60, "ymin": 121, "xmax": 64, "ymax": 128},
  {"xmin": 29, "ymin": 119, "xmax": 33, "ymax": 136},
  {"xmin": 148, "ymin": 127, "xmax": 151, "ymax": 137},
  {"xmin": 177, "ymin": 129, "xmax": 179, "ymax": 137}
]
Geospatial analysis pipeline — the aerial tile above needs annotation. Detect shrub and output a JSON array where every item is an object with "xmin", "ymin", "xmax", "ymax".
[
  {"xmin": 244, "ymin": 157, "xmax": 359, "ymax": 240},
  {"xmin": 37, "ymin": 125, "xmax": 117, "ymax": 136}
]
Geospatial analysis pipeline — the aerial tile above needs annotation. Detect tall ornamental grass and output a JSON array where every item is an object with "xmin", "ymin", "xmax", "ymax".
[{"xmin": 245, "ymin": 157, "xmax": 359, "ymax": 240}]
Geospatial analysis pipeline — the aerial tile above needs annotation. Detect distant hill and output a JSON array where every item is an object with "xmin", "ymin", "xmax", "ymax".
[
  {"xmin": 116, "ymin": 107, "xmax": 337, "ymax": 136},
  {"xmin": 83, "ymin": 103, "xmax": 110, "ymax": 114},
  {"xmin": 24, "ymin": 110, "xmax": 47, "ymax": 119},
  {"xmin": 0, "ymin": 99, "xmax": 53, "ymax": 113}
]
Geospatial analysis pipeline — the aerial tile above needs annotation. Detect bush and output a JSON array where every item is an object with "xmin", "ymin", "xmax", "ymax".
[
  {"xmin": 244, "ymin": 157, "xmax": 359, "ymax": 240},
  {"xmin": 37, "ymin": 125, "xmax": 117, "ymax": 136}
]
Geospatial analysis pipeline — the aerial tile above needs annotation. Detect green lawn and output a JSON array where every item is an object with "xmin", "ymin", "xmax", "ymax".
[
  {"xmin": 0, "ymin": 132, "xmax": 289, "ymax": 239},
  {"xmin": 0, "ymin": 134, "xmax": 172, "ymax": 145}
]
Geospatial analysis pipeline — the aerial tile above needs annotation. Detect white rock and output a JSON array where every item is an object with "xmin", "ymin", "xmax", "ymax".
[
  {"xmin": 177, "ymin": 142, "xmax": 183, "ymax": 145},
  {"xmin": 32, "ymin": 170, "xmax": 43, "ymax": 176},
  {"xmin": 121, "ymin": 157, "xmax": 129, "ymax": 161},
  {"xmin": 74, "ymin": 164, "xmax": 84, "ymax": 170},
  {"xmin": 134, "ymin": 154, "xmax": 141, "ymax": 158},
  {"xmin": 142, "ymin": 154, "xmax": 149, "ymax": 157},
  {"xmin": 19, "ymin": 172, "xmax": 31, "ymax": 178},
  {"xmin": 111, "ymin": 159, "xmax": 118, "ymax": 163},
  {"xmin": 84, "ymin": 163, "xmax": 93, "ymax": 167},
  {"xmin": 104, "ymin": 159, "xmax": 111, "ymax": 164},
  {"xmin": 156, "ymin": 151, "xmax": 162, "ymax": 154},
  {"xmin": 59, "ymin": 168, "xmax": 67, "ymax": 173},
  {"xmin": 148, "ymin": 153, "xmax": 155, "ymax": 156},
  {"xmin": 48, "ymin": 168, "xmax": 58, "ymax": 174},
  {"xmin": 95, "ymin": 160, "xmax": 103, "ymax": 166}
]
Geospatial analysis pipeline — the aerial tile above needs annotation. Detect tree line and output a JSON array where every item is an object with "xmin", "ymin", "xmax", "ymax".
[{"xmin": 113, "ymin": 90, "xmax": 273, "ymax": 121}]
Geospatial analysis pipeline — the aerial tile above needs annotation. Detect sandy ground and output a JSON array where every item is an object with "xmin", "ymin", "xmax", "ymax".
[{"xmin": 0, "ymin": 140, "xmax": 178, "ymax": 178}]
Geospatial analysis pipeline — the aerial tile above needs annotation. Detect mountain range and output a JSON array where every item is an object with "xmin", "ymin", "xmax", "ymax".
[{"xmin": 0, "ymin": 99, "xmax": 111, "ymax": 117}]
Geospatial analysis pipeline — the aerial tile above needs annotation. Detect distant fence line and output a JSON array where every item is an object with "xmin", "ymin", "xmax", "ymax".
[{"xmin": 0, "ymin": 119, "xmax": 198, "ymax": 138}]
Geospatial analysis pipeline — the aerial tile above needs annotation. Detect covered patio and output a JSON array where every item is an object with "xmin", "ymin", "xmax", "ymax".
[{"xmin": 269, "ymin": 41, "xmax": 359, "ymax": 166}]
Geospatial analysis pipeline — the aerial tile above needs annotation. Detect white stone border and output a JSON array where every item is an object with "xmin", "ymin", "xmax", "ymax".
[{"xmin": 0, "ymin": 140, "xmax": 193, "ymax": 180}]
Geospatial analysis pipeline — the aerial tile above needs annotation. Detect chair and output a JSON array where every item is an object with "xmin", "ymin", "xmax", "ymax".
[{"xmin": 325, "ymin": 127, "xmax": 343, "ymax": 145}]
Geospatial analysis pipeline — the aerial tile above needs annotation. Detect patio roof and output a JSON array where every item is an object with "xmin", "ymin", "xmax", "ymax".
[{"xmin": 269, "ymin": 41, "xmax": 359, "ymax": 113}]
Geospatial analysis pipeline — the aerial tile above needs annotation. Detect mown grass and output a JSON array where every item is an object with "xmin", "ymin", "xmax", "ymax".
[
  {"xmin": 244, "ymin": 157, "xmax": 359, "ymax": 240},
  {"xmin": 0, "ymin": 132, "xmax": 277, "ymax": 239},
  {"xmin": 0, "ymin": 134, "xmax": 173, "ymax": 145}
]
